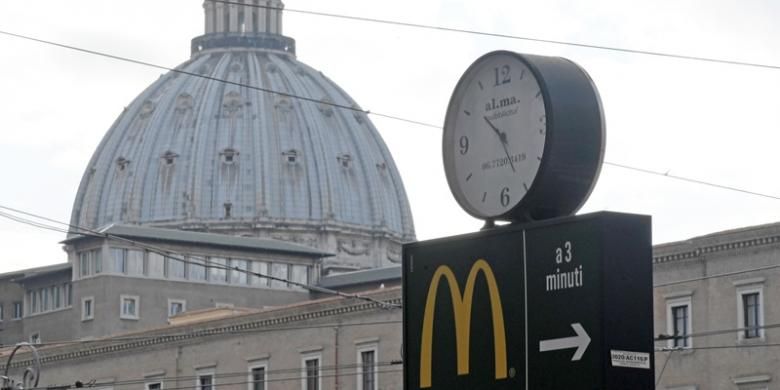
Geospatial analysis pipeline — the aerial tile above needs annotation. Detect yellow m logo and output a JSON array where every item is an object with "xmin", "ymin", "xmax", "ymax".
[{"xmin": 419, "ymin": 259, "xmax": 507, "ymax": 388}]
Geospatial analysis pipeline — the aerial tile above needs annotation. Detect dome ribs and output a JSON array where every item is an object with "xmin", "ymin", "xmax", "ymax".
[{"xmin": 70, "ymin": 35, "xmax": 415, "ymax": 270}]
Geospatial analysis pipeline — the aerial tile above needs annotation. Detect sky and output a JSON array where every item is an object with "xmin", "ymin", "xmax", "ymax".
[{"xmin": 0, "ymin": 0, "xmax": 779, "ymax": 273}]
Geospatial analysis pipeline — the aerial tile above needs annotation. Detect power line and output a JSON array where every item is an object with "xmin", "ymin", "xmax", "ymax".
[
  {"xmin": 31, "ymin": 368, "xmax": 404, "ymax": 390},
  {"xmin": 654, "ymin": 262, "xmax": 780, "ymax": 288},
  {"xmin": 19, "ymin": 320, "xmax": 402, "ymax": 348},
  {"xmin": 210, "ymin": 0, "xmax": 780, "ymax": 72},
  {"xmin": 0, "ymin": 30, "xmax": 439, "ymax": 130},
  {"xmin": 655, "ymin": 322, "xmax": 780, "ymax": 342},
  {"xmin": 1, "ymin": 30, "xmax": 778, "ymax": 201},
  {"xmin": 0, "ymin": 205, "xmax": 401, "ymax": 309},
  {"xmin": 654, "ymin": 349, "xmax": 674, "ymax": 389},
  {"xmin": 63, "ymin": 361, "xmax": 401, "ymax": 389},
  {"xmin": 663, "ymin": 343, "xmax": 780, "ymax": 351},
  {"xmin": 605, "ymin": 162, "xmax": 780, "ymax": 201}
]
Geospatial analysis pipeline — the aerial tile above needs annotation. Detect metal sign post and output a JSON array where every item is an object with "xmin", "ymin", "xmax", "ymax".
[
  {"xmin": 402, "ymin": 212, "xmax": 654, "ymax": 389},
  {"xmin": 1, "ymin": 343, "xmax": 41, "ymax": 390}
]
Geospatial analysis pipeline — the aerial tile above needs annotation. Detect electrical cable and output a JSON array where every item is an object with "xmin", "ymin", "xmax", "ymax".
[
  {"xmin": 19, "ymin": 320, "xmax": 402, "ymax": 348},
  {"xmin": 605, "ymin": 162, "xmax": 780, "ymax": 201},
  {"xmin": 210, "ymin": 0, "xmax": 780, "ymax": 72},
  {"xmin": 654, "ymin": 349, "xmax": 674, "ymax": 389},
  {"xmin": 654, "ymin": 262, "xmax": 780, "ymax": 288},
  {"xmin": 26, "ymin": 368, "xmax": 404, "ymax": 390},
  {"xmin": 654, "ymin": 322, "xmax": 780, "ymax": 342},
  {"xmin": 0, "ymin": 204, "xmax": 401, "ymax": 309},
  {"xmin": 662, "ymin": 343, "xmax": 780, "ymax": 351},
  {"xmin": 0, "ymin": 30, "xmax": 439, "ymax": 130},
  {"xmin": 1, "ymin": 29, "xmax": 779, "ymax": 201}
]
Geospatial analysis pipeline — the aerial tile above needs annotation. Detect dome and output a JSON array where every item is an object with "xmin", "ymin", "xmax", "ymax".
[{"xmin": 69, "ymin": 0, "xmax": 415, "ymax": 272}]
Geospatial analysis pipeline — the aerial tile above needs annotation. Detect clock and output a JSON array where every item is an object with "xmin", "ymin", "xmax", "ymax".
[{"xmin": 442, "ymin": 51, "xmax": 605, "ymax": 223}]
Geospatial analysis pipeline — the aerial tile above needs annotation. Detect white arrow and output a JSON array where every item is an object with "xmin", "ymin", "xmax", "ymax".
[{"xmin": 539, "ymin": 323, "xmax": 591, "ymax": 361}]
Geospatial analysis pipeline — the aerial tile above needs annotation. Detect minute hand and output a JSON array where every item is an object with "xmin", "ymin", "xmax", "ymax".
[{"xmin": 483, "ymin": 116, "xmax": 516, "ymax": 172}]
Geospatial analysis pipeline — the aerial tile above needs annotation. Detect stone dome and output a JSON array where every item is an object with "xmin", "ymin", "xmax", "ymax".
[{"xmin": 69, "ymin": 0, "xmax": 415, "ymax": 272}]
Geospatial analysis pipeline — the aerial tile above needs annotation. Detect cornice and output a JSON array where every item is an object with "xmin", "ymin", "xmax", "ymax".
[
  {"xmin": 653, "ymin": 235, "xmax": 780, "ymax": 264},
  {"xmin": 2, "ymin": 293, "xmax": 402, "ymax": 370}
]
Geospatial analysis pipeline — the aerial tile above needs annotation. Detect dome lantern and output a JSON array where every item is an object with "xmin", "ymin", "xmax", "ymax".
[{"xmin": 195, "ymin": 0, "xmax": 294, "ymax": 56}]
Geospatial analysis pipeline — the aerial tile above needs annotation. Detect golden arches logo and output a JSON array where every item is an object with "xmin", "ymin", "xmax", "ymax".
[{"xmin": 419, "ymin": 259, "xmax": 507, "ymax": 388}]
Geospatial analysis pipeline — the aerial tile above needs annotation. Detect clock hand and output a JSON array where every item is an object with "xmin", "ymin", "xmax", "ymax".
[
  {"xmin": 483, "ymin": 116, "xmax": 516, "ymax": 172},
  {"xmin": 483, "ymin": 116, "xmax": 506, "ymax": 142}
]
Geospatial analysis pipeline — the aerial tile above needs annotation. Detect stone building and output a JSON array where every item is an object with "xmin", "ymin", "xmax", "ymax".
[
  {"xmin": 2, "ymin": 288, "xmax": 404, "ymax": 390},
  {"xmin": 1, "ymin": 0, "xmax": 415, "ymax": 373},
  {"xmin": 653, "ymin": 222, "xmax": 780, "ymax": 389}
]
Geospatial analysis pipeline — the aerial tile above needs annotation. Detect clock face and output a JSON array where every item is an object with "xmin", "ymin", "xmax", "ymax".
[{"xmin": 443, "ymin": 52, "xmax": 547, "ymax": 219}]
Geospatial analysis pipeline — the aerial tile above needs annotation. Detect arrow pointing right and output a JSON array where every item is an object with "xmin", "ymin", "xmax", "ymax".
[{"xmin": 539, "ymin": 323, "xmax": 591, "ymax": 361}]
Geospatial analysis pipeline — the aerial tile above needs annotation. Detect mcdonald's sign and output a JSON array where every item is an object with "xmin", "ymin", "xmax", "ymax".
[
  {"xmin": 404, "ymin": 212, "xmax": 655, "ymax": 389},
  {"xmin": 419, "ymin": 259, "xmax": 507, "ymax": 388}
]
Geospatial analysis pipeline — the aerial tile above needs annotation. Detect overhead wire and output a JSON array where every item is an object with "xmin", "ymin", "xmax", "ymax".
[
  {"xmin": 654, "ymin": 262, "xmax": 780, "ymax": 288},
  {"xmin": 10, "ymin": 320, "xmax": 403, "ymax": 348},
  {"xmin": 209, "ymin": 0, "xmax": 780, "ymax": 72},
  {"xmin": 0, "ymin": 204, "xmax": 401, "ymax": 309},
  {"xmin": 654, "ymin": 322, "xmax": 780, "ymax": 342},
  {"xmin": 42, "ymin": 361, "xmax": 402, "ymax": 389},
  {"xmin": 0, "ymin": 29, "xmax": 778, "ymax": 201},
  {"xmin": 0, "ymin": 30, "xmax": 439, "ymax": 130},
  {"xmin": 27, "ymin": 368, "xmax": 405, "ymax": 390}
]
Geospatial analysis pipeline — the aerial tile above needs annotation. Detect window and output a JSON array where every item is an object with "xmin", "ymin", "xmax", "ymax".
[
  {"xmin": 271, "ymin": 263, "xmax": 288, "ymax": 289},
  {"xmin": 251, "ymin": 261, "xmax": 269, "ymax": 287},
  {"xmin": 302, "ymin": 356, "xmax": 320, "ymax": 390},
  {"xmin": 30, "ymin": 290, "xmax": 38, "ymax": 314},
  {"xmin": 64, "ymin": 283, "xmax": 73, "ymax": 307},
  {"xmin": 168, "ymin": 257, "xmax": 186, "ymax": 279},
  {"xmin": 41, "ymin": 288, "xmax": 49, "ymax": 311},
  {"xmin": 249, "ymin": 365, "xmax": 266, "ymax": 390},
  {"xmin": 737, "ymin": 284, "xmax": 764, "ymax": 341},
  {"xmin": 230, "ymin": 259, "xmax": 249, "ymax": 285},
  {"xmin": 189, "ymin": 256, "xmax": 207, "ymax": 281},
  {"xmin": 120, "ymin": 295, "xmax": 139, "ymax": 320},
  {"xmin": 671, "ymin": 306, "xmax": 689, "ymax": 347},
  {"xmin": 127, "ymin": 250, "xmax": 144, "ymax": 276},
  {"xmin": 357, "ymin": 347, "xmax": 377, "ymax": 390},
  {"xmin": 79, "ymin": 252, "xmax": 91, "ymax": 277},
  {"xmin": 30, "ymin": 332, "xmax": 41, "ymax": 345},
  {"xmin": 82, "ymin": 296, "xmax": 95, "ymax": 321},
  {"xmin": 197, "ymin": 373, "xmax": 214, "ymax": 390},
  {"xmin": 291, "ymin": 265, "xmax": 309, "ymax": 289},
  {"xmin": 666, "ymin": 297, "xmax": 692, "ymax": 348},
  {"xmin": 168, "ymin": 299, "xmax": 186, "ymax": 317},
  {"xmin": 53, "ymin": 285, "xmax": 61, "ymax": 309},
  {"xmin": 13, "ymin": 301, "xmax": 22, "ymax": 319},
  {"xmin": 148, "ymin": 252, "xmax": 166, "ymax": 278},
  {"xmin": 111, "ymin": 248, "xmax": 127, "ymax": 273},
  {"xmin": 209, "ymin": 257, "xmax": 228, "ymax": 283},
  {"xmin": 146, "ymin": 382, "xmax": 162, "ymax": 390},
  {"xmin": 93, "ymin": 249, "xmax": 103, "ymax": 274}
]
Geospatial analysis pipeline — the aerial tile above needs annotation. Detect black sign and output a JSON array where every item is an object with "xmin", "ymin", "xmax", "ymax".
[{"xmin": 402, "ymin": 212, "xmax": 654, "ymax": 389}]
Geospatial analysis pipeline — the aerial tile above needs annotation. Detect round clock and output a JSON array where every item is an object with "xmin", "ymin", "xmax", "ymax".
[{"xmin": 442, "ymin": 51, "xmax": 605, "ymax": 223}]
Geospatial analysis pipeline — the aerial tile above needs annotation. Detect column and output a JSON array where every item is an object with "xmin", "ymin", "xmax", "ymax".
[
  {"xmin": 216, "ymin": 2, "xmax": 226, "ymax": 32},
  {"xmin": 229, "ymin": 2, "xmax": 239, "ymax": 32},
  {"xmin": 244, "ymin": 0, "xmax": 255, "ymax": 33},
  {"xmin": 204, "ymin": 1, "xmax": 216, "ymax": 33},
  {"xmin": 257, "ymin": 0, "xmax": 268, "ymax": 33}
]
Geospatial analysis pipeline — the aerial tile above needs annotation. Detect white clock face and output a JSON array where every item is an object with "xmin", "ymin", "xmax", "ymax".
[{"xmin": 443, "ymin": 52, "xmax": 547, "ymax": 219}]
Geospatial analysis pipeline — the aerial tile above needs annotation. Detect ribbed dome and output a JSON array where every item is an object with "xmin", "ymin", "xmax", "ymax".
[{"xmin": 69, "ymin": 1, "xmax": 415, "ymax": 271}]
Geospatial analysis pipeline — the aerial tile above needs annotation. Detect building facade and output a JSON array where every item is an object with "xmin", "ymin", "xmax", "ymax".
[
  {"xmin": 2, "ymin": 288, "xmax": 404, "ymax": 390},
  {"xmin": 654, "ymin": 222, "xmax": 780, "ymax": 389}
]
